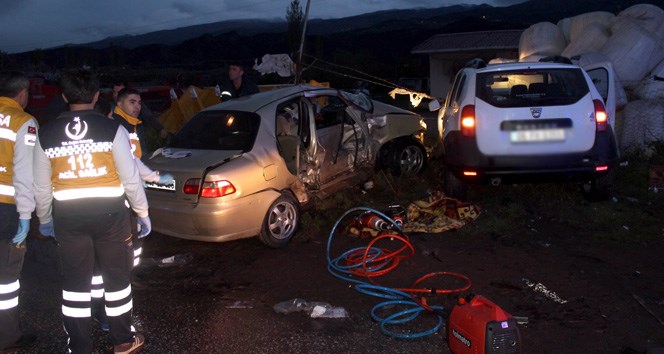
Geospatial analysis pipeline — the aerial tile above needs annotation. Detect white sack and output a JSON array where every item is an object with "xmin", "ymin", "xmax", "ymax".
[
  {"xmin": 488, "ymin": 57, "xmax": 518, "ymax": 64},
  {"xmin": 557, "ymin": 17, "xmax": 572, "ymax": 43},
  {"xmin": 620, "ymin": 99, "xmax": 664, "ymax": 153},
  {"xmin": 519, "ymin": 22, "xmax": 567, "ymax": 61},
  {"xmin": 617, "ymin": 3, "xmax": 664, "ymax": 39},
  {"xmin": 634, "ymin": 76, "xmax": 664, "ymax": 100},
  {"xmin": 253, "ymin": 54, "xmax": 295, "ymax": 77},
  {"xmin": 561, "ymin": 23, "xmax": 611, "ymax": 58},
  {"xmin": 519, "ymin": 54, "xmax": 547, "ymax": 63},
  {"xmin": 568, "ymin": 11, "xmax": 615, "ymax": 43},
  {"xmin": 652, "ymin": 59, "xmax": 664, "ymax": 78},
  {"xmin": 600, "ymin": 18, "xmax": 664, "ymax": 89}
]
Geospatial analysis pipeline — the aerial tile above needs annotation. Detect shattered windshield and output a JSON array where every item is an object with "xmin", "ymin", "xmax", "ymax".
[
  {"xmin": 168, "ymin": 110, "xmax": 260, "ymax": 151},
  {"xmin": 340, "ymin": 90, "xmax": 373, "ymax": 113}
]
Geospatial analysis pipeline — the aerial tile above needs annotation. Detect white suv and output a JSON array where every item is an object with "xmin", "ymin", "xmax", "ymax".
[{"xmin": 435, "ymin": 58, "xmax": 620, "ymax": 200}]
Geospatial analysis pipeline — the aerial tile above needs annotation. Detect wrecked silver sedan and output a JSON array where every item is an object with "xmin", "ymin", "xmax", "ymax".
[{"xmin": 144, "ymin": 85, "xmax": 427, "ymax": 247}]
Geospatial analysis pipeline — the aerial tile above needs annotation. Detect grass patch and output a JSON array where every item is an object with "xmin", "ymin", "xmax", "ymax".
[{"xmin": 300, "ymin": 140, "xmax": 664, "ymax": 244}]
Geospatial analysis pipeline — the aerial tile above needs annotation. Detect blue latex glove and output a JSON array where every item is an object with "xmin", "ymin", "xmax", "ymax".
[
  {"xmin": 137, "ymin": 216, "xmax": 152, "ymax": 238},
  {"xmin": 39, "ymin": 221, "xmax": 56, "ymax": 238},
  {"xmin": 12, "ymin": 219, "xmax": 30, "ymax": 245},
  {"xmin": 157, "ymin": 173, "xmax": 174, "ymax": 185}
]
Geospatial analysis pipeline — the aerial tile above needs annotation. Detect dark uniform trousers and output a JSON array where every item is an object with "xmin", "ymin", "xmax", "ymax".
[
  {"xmin": 91, "ymin": 210, "xmax": 141, "ymax": 328},
  {"xmin": 54, "ymin": 196, "xmax": 134, "ymax": 354},
  {"xmin": 0, "ymin": 203, "xmax": 24, "ymax": 349}
]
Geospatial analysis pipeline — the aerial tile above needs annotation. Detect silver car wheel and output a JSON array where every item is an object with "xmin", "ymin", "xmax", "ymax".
[
  {"xmin": 399, "ymin": 144, "xmax": 425, "ymax": 176},
  {"xmin": 267, "ymin": 200, "xmax": 297, "ymax": 241}
]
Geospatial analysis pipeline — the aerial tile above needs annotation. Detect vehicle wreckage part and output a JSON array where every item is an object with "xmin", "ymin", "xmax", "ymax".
[
  {"xmin": 258, "ymin": 193, "xmax": 299, "ymax": 248},
  {"xmin": 327, "ymin": 206, "xmax": 472, "ymax": 339}
]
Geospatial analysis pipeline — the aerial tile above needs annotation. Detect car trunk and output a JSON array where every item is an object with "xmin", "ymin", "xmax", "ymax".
[
  {"xmin": 474, "ymin": 97, "xmax": 598, "ymax": 156},
  {"xmin": 144, "ymin": 148, "xmax": 242, "ymax": 204}
]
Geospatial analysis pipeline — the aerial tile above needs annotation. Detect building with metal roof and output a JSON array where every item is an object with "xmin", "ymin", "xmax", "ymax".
[{"xmin": 412, "ymin": 29, "xmax": 524, "ymax": 98}]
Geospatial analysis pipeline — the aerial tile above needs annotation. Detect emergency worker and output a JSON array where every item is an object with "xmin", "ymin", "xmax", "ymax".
[
  {"xmin": 113, "ymin": 88, "xmax": 144, "ymax": 161},
  {"xmin": 112, "ymin": 88, "xmax": 172, "ymax": 266},
  {"xmin": 33, "ymin": 68, "xmax": 149, "ymax": 354},
  {"xmin": 111, "ymin": 82, "xmax": 169, "ymax": 145},
  {"xmin": 0, "ymin": 72, "xmax": 38, "ymax": 351},
  {"xmin": 90, "ymin": 95, "xmax": 173, "ymax": 333}
]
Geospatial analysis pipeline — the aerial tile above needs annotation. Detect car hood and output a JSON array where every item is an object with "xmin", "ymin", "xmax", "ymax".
[
  {"xmin": 144, "ymin": 147, "xmax": 242, "ymax": 173},
  {"xmin": 371, "ymin": 100, "xmax": 419, "ymax": 116}
]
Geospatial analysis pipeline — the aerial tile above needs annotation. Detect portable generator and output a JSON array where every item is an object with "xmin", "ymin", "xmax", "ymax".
[{"xmin": 448, "ymin": 295, "xmax": 521, "ymax": 354}]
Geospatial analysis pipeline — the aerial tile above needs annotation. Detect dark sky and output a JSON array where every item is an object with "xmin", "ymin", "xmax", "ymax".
[{"xmin": 0, "ymin": 0, "xmax": 526, "ymax": 53}]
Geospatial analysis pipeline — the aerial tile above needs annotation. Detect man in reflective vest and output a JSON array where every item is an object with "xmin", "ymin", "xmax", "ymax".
[
  {"xmin": 33, "ymin": 69, "xmax": 150, "ymax": 354},
  {"xmin": 0, "ymin": 72, "xmax": 38, "ymax": 351},
  {"xmin": 112, "ymin": 88, "xmax": 144, "ymax": 162},
  {"xmin": 91, "ymin": 91, "xmax": 173, "ymax": 332}
]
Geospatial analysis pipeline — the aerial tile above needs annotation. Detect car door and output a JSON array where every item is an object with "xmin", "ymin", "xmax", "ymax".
[
  {"xmin": 583, "ymin": 62, "xmax": 616, "ymax": 130},
  {"xmin": 440, "ymin": 71, "xmax": 467, "ymax": 141},
  {"xmin": 300, "ymin": 90, "xmax": 372, "ymax": 188}
]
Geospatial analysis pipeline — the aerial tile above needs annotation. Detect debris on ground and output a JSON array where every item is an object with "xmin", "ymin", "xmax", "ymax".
[
  {"xmin": 141, "ymin": 253, "xmax": 194, "ymax": 268},
  {"xmin": 403, "ymin": 191, "xmax": 481, "ymax": 233},
  {"xmin": 273, "ymin": 298, "xmax": 348, "ymax": 318},
  {"xmin": 225, "ymin": 300, "xmax": 254, "ymax": 309},
  {"xmin": 522, "ymin": 278, "xmax": 568, "ymax": 304}
]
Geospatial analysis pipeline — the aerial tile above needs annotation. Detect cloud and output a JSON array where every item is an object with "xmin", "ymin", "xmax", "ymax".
[
  {"xmin": 0, "ymin": 0, "xmax": 28, "ymax": 17},
  {"xmin": 172, "ymin": 1, "xmax": 215, "ymax": 16}
]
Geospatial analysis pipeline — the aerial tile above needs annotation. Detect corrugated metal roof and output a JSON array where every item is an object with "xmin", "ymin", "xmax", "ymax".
[{"xmin": 412, "ymin": 29, "xmax": 524, "ymax": 54}]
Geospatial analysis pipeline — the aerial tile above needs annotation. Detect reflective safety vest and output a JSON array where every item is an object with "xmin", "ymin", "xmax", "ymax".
[
  {"xmin": 38, "ymin": 110, "xmax": 124, "ymax": 201},
  {"xmin": 112, "ymin": 107, "xmax": 143, "ymax": 159},
  {"xmin": 0, "ymin": 97, "xmax": 37, "ymax": 205}
]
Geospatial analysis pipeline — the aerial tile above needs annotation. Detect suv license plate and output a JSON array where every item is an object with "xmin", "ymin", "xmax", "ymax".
[{"xmin": 510, "ymin": 129, "xmax": 565, "ymax": 143}]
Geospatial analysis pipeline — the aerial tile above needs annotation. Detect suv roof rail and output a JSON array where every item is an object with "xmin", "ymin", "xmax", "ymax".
[
  {"xmin": 539, "ymin": 55, "xmax": 573, "ymax": 64},
  {"xmin": 464, "ymin": 58, "xmax": 487, "ymax": 69}
]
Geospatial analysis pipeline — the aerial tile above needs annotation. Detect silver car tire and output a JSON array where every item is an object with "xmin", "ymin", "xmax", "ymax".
[
  {"xmin": 390, "ymin": 139, "xmax": 426, "ymax": 177},
  {"xmin": 259, "ymin": 193, "xmax": 299, "ymax": 248}
]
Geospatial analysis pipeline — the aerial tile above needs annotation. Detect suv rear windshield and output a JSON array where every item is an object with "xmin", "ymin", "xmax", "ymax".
[
  {"xmin": 168, "ymin": 110, "xmax": 260, "ymax": 151},
  {"xmin": 476, "ymin": 68, "xmax": 589, "ymax": 108}
]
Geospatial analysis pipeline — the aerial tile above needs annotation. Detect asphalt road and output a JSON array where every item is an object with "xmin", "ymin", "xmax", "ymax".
[{"xmin": 16, "ymin": 230, "xmax": 454, "ymax": 354}]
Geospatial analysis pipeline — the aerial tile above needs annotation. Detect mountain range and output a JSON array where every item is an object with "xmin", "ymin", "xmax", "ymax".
[{"xmin": 6, "ymin": 0, "xmax": 663, "ymax": 86}]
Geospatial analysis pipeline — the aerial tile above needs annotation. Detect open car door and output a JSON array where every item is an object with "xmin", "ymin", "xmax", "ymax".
[
  {"xmin": 583, "ymin": 62, "xmax": 616, "ymax": 130},
  {"xmin": 301, "ymin": 89, "xmax": 373, "ymax": 189}
]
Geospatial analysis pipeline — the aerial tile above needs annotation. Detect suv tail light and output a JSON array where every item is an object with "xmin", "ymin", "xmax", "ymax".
[
  {"xmin": 594, "ymin": 99, "xmax": 607, "ymax": 132},
  {"xmin": 183, "ymin": 178, "xmax": 236, "ymax": 198},
  {"xmin": 460, "ymin": 105, "xmax": 476, "ymax": 137}
]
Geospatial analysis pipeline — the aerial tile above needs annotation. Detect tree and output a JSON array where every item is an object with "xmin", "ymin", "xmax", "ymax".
[{"xmin": 286, "ymin": 0, "xmax": 304, "ymax": 55}]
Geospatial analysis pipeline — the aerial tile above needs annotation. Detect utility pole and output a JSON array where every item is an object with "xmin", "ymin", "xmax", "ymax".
[{"xmin": 295, "ymin": 0, "xmax": 311, "ymax": 84}]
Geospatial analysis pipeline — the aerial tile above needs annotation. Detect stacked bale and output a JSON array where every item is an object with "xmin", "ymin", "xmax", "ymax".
[{"xmin": 516, "ymin": 3, "xmax": 664, "ymax": 155}]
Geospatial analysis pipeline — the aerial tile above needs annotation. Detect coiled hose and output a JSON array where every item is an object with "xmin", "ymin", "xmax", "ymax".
[{"xmin": 326, "ymin": 206, "xmax": 471, "ymax": 339}]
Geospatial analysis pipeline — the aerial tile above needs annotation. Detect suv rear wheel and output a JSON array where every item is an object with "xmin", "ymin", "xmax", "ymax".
[
  {"xmin": 259, "ymin": 193, "xmax": 299, "ymax": 248},
  {"xmin": 582, "ymin": 170, "xmax": 615, "ymax": 201},
  {"xmin": 444, "ymin": 169, "xmax": 468, "ymax": 200}
]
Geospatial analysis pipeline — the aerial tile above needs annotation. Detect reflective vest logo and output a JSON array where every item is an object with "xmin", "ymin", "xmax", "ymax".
[
  {"xmin": 65, "ymin": 117, "xmax": 88, "ymax": 140},
  {"xmin": 0, "ymin": 114, "xmax": 10, "ymax": 127}
]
